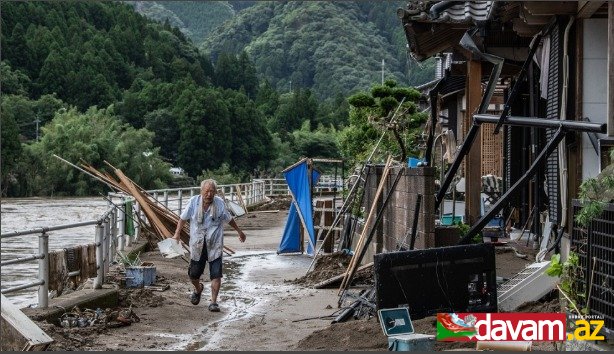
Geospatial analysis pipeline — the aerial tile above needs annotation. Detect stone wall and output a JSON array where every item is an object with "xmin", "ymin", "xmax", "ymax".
[{"xmin": 351, "ymin": 164, "xmax": 436, "ymax": 263}]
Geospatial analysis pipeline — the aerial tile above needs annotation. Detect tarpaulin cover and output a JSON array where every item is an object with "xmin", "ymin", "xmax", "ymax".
[{"xmin": 278, "ymin": 160, "xmax": 320, "ymax": 255}]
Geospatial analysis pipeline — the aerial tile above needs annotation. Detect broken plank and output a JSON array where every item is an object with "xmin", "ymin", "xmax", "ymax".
[{"xmin": 314, "ymin": 262, "xmax": 373, "ymax": 289}]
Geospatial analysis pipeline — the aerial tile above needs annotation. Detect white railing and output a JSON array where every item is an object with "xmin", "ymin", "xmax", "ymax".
[
  {"xmin": 0, "ymin": 206, "xmax": 119, "ymax": 308},
  {"xmin": 119, "ymin": 179, "xmax": 281, "ymax": 216}
]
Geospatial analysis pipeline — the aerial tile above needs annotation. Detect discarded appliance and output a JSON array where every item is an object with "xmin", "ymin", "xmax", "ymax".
[
  {"xmin": 378, "ymin": 307, "xmax": 434, "ymax": 351},
  {"xmin": 374, "ymin": 243, "xmax": 497, "ymax": 320},
  {"xmin": 125, "ymin": 263, "xmax": 156, "ymax": 288}
]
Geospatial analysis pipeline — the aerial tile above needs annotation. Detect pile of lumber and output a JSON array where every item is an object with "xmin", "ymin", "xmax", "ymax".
[{"xmin": 56, "ymin": 156, "xmax": 234, "ymax": 256}]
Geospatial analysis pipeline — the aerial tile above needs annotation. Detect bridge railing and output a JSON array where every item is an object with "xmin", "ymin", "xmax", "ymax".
[{"xmin": 1, "ymin": 206, "xmax": 118, "ymax": 308}]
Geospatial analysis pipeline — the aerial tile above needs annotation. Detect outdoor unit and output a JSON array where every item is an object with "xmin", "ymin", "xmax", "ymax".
[
  {"xmin": 497, "ymin": 261, "xmax": 559, "ymax": 312},
  {"xmin": 374, "ymin": 244, "xmax": 498, "ymax": 320}
]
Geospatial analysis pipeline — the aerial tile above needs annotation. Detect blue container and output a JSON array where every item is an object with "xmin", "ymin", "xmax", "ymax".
[
  {"xmin": 486, "ymin": 216, "xmax": 504, "ymax": 228},
  {"xmin": 407, "ymin": 158, "xmax": 424, "ymax": 168},
  {"xmin": 441, "ymin": 214, "xmax": 463, "ymax": 226},
  {"xmin": 125, "ymin": 265, "xmax": 156, "ymax": 288},
  {"xmin": 388, "ymin": 334, "xmax": 435, "ymax": 351}
]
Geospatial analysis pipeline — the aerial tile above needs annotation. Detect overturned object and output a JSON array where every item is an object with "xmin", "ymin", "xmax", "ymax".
[{"xmin": 374, "ymin": 244, "xmax": 497, "ymax": 320}]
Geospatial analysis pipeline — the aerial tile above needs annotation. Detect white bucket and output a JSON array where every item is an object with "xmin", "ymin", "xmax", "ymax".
[
  {"xmin": 157, "ymin": 238, "xmax": 186, "ymax": 259},
  {"xmin": 227, "ymin": 200, "xmax": 246, "ymax": 217}
]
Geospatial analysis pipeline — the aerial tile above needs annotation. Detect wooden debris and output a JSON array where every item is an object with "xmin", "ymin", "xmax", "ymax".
[
  {"xmin": 313, "ymin": 262, "xmax": 373, "ymax": 289},
  {"xmin": 58, "ymin": 157, "xmax": 235, "ymax": 256}
]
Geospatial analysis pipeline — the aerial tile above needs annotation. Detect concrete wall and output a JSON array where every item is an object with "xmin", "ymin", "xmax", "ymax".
[
  {"xmin": 351, "ymin": 165, "xmax": 436, "ymax": 264},
  {"xmin": 582, "ymin": 19, "xmax": 608, "ymax": 179}
]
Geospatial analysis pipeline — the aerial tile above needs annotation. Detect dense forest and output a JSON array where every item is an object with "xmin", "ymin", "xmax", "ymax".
[{"xmin": 1, "ymin": 1, "xmax": 432, "ymax": 197}]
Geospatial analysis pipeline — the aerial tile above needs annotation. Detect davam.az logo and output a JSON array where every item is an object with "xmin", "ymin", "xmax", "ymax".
[{"xmin": 437, "ymin": 313, "xmax": 605, "ymax": 342}]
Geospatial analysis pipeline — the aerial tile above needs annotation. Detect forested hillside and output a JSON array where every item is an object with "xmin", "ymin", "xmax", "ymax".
[
  {"xmin": 202, "ymin": 1, "xmax": 406, "ymax": 99},
  {"xmin": 0, "ymin": 1, "xmax": 274, "ymax": 196},
  {"xmin": 133, "ymin": 1, "xmax": 435, "ymax": 99},
  {"xmin": 1, "ymin": 1, "xmax": 432, "ymax": 198},
  {"xmin": 129, "ymin": 1, "xmax": 237, "ymax": 44}
]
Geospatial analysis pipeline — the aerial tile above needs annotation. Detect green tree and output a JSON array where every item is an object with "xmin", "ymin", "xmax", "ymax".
[
  {"xmin": 291, "ymin": 121, "xmax": 340, "ymax": 159},
  {"xmin": 1, "ymin": 107, "xmax": 23, "ymax": 196},
  {"xmin": 25, "ymin": 107, "xmax": 171, "ymax": 196},
  {"xmin": 144, "ymin": 108, "xmax": 180, "ymax": 163},
  {"xmin": 339, "ymin": 80, "xmax": 426, "ymax": 166},
  {"xmin": 224, "ymin": 90, "xmax": 275, "ymax": 173},
  {"xmin": 270, "ymin": 88, "xmax": 319, "ymax": 135},
  {"xmin": 0, "ymin": 61, "xmax": 30, "ymax": 96},
  {"xmin": 174, "ymin": 87, "xmax": 232, "ymax": 177},
  {"xmin": 37, "ymin": 48, "xmax": 70, "ymax": 97}
]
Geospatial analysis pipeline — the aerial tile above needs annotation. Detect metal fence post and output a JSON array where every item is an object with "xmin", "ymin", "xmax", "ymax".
[
  {"xmin": 38, "ymin": 231, "xmax": 49, "ymax": 308},
  {"xmin": 163, "ymin": 191, "xmax": 168, "ymax": 208},
  {"xmin": 111, "ymin": 208, "xmax": 118, "ymax": 263},
  {"xmin": 178, "ymin": 190, "xmax": 183, "ymax": 214},
  {"xmin": 103, "ymin": 217, "xmax": 110, "ymax": 278},
  {"xmin": 118, "ymin": 199, "xmax": 125, "ymax": 252},
  {"xmin": 132, "ymin": 202, "xmax": 139, "ymax": 245},
  {"xmin": 94, "ymin": 223, "xmax": 104, "ymax": 289}
]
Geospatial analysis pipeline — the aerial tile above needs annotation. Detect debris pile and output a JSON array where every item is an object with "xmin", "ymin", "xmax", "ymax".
[
  {"xmin": 251, "ymin": 195, "xmax": 292, "ymax": 211},
  {"xmin": 292, "ymin": 252, "xmax": 373, "ymax": 288},
  {"xmin": 118, "ymin": 288, "xmax": 165, "ymax": 308}
]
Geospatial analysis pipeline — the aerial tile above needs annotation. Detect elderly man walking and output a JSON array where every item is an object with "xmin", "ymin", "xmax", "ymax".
[{"xmin": 172, "ymin": 179, "xmax": 246, "ymax": 311}]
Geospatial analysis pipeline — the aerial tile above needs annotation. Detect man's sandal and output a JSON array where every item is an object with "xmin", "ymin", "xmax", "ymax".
[
  {"xmin": 190, "ymin": 283, "xmax": 204, "ymax": 305},
  {"xmin": 208, "ymin": 302, "xmax": 220, "ymax": 312}
]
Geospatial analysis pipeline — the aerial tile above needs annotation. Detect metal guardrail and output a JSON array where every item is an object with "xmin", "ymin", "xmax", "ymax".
[{"xmin": 0, "ymin": 206, "xmax": 119, "ymax": 308}]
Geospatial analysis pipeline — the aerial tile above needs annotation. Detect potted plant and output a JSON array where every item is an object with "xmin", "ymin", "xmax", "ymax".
[{"xmin": 117, "ymin": 252, "xmax": 156, "ymax": 288}]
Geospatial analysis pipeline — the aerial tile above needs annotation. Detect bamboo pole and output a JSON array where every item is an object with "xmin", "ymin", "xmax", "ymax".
[{"xmin": 338, "ymin": 155, "xmax": 393, "ymax": 294}]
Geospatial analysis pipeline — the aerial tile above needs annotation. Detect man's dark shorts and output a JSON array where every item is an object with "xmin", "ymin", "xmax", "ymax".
[{"xmin": 188, "ymin": 245, "xmax": 222, "ymax": 280}]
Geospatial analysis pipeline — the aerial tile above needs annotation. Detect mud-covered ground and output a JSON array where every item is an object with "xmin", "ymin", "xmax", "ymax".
[{"xmin": 31, "ymin": 198, "xmax": 561, "ymax": 351}]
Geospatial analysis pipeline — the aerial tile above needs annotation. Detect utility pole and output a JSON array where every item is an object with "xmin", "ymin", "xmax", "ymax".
[
  {"xmin": 381, "ymin": 59, "xmax": 385, "ymax": 84},
  {"xmin": 34, "ymin": 118, "xmax": 41, "ymax": 141}
]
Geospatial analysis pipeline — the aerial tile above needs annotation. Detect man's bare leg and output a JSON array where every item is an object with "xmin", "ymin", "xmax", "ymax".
[
  {"xmin": 191, "ymin": 278, "xmax": 202, "ymax": 293},
  {"xmin": 210, "ymin": 278, "xmax": 221, "ymax": 303}
]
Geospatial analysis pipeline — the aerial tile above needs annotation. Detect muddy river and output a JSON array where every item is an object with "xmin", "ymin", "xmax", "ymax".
[{"xmin": 1, "ymin": 197, "xmax": 110, "ymax": 307}]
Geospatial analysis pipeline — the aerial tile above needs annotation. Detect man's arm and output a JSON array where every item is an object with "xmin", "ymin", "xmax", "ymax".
[
  {"xmin": 228, "ymin": 219, "xmax": 246, "ymax": 243},
  {"xmin": 172, "ymin": 218, "xmax": 186, "ymax": 242}
]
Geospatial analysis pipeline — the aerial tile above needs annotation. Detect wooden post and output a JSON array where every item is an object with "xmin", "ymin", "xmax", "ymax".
[
  {"xmin": 465, "ymin": 59, "xmax": 482, "ymax": 225},
  {"xmin": 323, "ymin": 199, "xmax": 334, "ymax": 253},
  {"xmin": 338, "ymin": 156, "xmax": 393, "ymax": 295}
]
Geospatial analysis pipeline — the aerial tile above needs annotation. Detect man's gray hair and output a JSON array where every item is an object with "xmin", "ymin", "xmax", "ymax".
[{"xmin": 201, "ymin": 178, "xmax": 218, "ymax": 190}]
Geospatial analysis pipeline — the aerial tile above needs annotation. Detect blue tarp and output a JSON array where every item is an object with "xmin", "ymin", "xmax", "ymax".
[
  {"xmin": 277, "ymin": 160, "xmax": 320, "ymax": 255},
  {"xmin": 278, "ymin": 203, "xmax": 301, "ymax": 253}
]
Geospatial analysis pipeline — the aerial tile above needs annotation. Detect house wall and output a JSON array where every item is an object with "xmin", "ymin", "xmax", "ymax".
[
  {"xmin": 582, "ymin": 19, "xmax": 608, "ymax": 179},
  {"xmin": 351, "ymin": 165, "xmax": 436, "ymax": 264}
]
